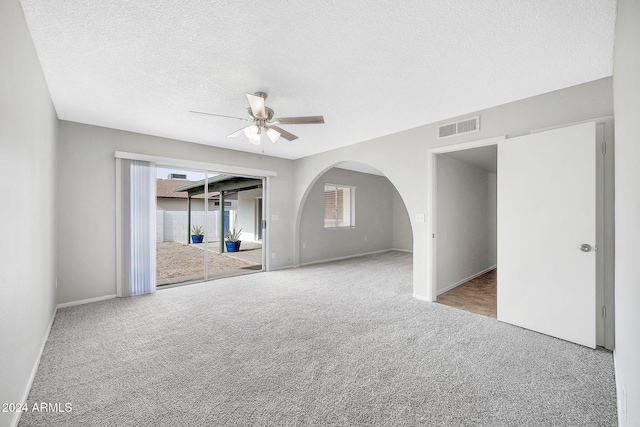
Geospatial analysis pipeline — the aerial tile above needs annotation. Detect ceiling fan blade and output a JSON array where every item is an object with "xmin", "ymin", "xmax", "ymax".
[
  {"xmin": 269, "ymin": 125, "xmax": 298, "ymax": 141},
  {"xmin": 190, "ymin": 111, "xmax": 249, "ymax": 121},
  {"xmin": 246, "ymin": 93, "xmax": 266, "ymax": 119},
  {"xmin": 273, "ymin": 116, "xmax": 324, "ymax": 125},
  {"xmin": 226, "ymin": 126, "xmax": 248, "ymax": 138}
]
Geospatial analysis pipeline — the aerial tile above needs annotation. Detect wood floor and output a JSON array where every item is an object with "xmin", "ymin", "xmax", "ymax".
[{"xmin": 436, "ymin": 269, "xmax": 497, "ymax": 318}]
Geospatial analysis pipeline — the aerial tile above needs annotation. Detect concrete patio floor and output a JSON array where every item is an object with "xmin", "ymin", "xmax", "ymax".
[{"xmin": 191, "ymin": 240, "xmax": 263, "ymax": 265}]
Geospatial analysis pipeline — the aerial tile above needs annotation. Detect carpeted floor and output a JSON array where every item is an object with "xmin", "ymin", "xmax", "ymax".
[{"xmin": 19, "ymin": 251, "xmax": 617, "ymax": 426}]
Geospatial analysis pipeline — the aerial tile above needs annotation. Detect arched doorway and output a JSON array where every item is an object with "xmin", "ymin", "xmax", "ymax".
[{"xmin": 296, "ymin": 161, "xmax": 412, "ymax": 267}]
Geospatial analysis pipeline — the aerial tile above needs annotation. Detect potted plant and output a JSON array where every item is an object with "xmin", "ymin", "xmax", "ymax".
[
  {"xmin": 191, "ymin": 225, "xmax": 204, "ymax": 244},
  {"xmin": 225, "ymin": 228, "xmax": 242, "ymax": 252}
]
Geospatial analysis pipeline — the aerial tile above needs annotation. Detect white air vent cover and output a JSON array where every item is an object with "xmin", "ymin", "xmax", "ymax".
[{"xmin": 438, "ymin": 116, "xmax": 480, "ymax": 139}]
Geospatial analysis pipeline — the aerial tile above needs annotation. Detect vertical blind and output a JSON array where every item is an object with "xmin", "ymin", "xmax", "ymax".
[{"xmin": 119, "ymin": 159, "xmax": 156, "ymax": 297}]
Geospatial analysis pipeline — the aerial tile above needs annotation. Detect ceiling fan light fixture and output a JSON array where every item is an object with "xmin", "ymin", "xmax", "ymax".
[
  {"xmin": 244, "ymin": 124, "xmax": 259, "ymax": 138},
  {"xmin": 249, "ymin": 129, "xmax": 262, "ymax": 145},
  {"xmin": 266, "ymin": 127, "xmax": 281, "ymax": 143}
]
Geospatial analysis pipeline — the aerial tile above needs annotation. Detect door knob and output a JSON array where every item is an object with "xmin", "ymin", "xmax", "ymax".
[{"xmin": 580, "ymin": 244, "xmax": 592, "ymax": 252}]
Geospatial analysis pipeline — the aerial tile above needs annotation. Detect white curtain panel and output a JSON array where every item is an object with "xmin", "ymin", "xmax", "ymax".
[{"xmin": 119, "ymin": 159, "xmax": 156, "ymax": 297}]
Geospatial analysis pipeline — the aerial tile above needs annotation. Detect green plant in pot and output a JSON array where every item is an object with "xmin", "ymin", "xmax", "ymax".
[
  {"xmin": 225, "ymin": 228, "xmax": 242, "ymax": 252},
  {"xmin": 191, "ymin": 225, "xmax": 204, "ymax": 244}
]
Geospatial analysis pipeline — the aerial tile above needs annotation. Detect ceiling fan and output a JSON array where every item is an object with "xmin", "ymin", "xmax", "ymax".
[{"xmin": 190, "ymin": 92, "xmax": 324, "ymax": 145}]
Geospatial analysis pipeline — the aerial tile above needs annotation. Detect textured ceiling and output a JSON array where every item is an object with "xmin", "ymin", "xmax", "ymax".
[{"xmin": 19, "ymin": 0, "xmax": 616, "ymax": 160}]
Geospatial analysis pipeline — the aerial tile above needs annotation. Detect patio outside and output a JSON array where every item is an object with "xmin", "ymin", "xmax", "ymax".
[
  {"xmin": 156, "ymin": 240, "xmax": 262, "ymax": 286},
  {"xmin": 156, "ymin": 169, "xmax": 264, "ymax": 287}
]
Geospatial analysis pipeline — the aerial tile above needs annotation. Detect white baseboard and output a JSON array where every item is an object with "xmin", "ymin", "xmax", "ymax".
[
  {"xmin": 299, "ymin": 249, "xmax": 395, "ymax": 267},
  {"xmin": 613, "ymin": 350, "xmax": 627, "ymax": 425},
  {"xmin": 391, "ymin": 248, "xmax": 413, "ymax": 253},
  {"xmin": 267, "ymin": 264, "xmax": 296, "ymax": 271},
  {"xmin": 413, "ymin": 294, "xmax": 433, "ymax": 303},
  {"xmin": 57, "ymin": 294, "xmax": 116, "ymax": 309},
  {"xmin": 436, "ymin": 265, "xmax": 496, "ymax": 296},
  {"xmin": 11, "ymin": 306, "xmax": 57, "ymax": 427}
]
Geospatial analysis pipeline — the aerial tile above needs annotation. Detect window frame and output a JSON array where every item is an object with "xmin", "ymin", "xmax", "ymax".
[{"xmin": 323, "ymin": 183, "xmax": 356, "ymax": 229}]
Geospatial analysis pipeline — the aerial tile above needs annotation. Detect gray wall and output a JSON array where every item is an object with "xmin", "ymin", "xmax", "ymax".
[
  {"xmin": 613, "ymin": 0, "xmax": 640, "ymax": 425},
  {"xmin": 487, "ymin": 172, "xmax": 497, "ymax": 266},
  {"xmin": 56, "ymin": 121, "xmax": 294, "ymax": 305},
  {"xmin": 292, "ymin": 77, "xmax": 613, "ymax": 300},
  {"xmin": 0, "ymin": 1, "xmax": 58, "ymax": 426},
  {"xmin": 392, "ymin": 186, "xmax": 412, "ymax": 251},
  {"xmin": 299, "ymin": 168, "xmax": 411, "ymax": 264},
  {"xmin": 436, "ymin": 154, "xmax": 496, "ymax": 293}
]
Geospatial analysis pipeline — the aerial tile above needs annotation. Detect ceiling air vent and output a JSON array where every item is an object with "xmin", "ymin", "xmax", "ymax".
[{"xmin": 438, "ymin": 116, "xmax": 480, "ymax": 139}]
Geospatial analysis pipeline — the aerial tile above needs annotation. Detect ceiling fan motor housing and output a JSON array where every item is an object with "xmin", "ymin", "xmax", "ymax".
[{"xmin": 247, "ymin": 106, "xmax": 274, "ymax": 121}]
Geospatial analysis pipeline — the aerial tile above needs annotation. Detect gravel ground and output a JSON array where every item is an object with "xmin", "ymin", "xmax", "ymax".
[{"xmin": 156, "ymin": 241, "xmax": 257, "ymax": 280}]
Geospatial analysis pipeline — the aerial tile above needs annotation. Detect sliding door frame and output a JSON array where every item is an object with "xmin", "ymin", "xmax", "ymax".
[{"xmin": 115, "ymin": 152, "xmax": 276, "ymax": 288}]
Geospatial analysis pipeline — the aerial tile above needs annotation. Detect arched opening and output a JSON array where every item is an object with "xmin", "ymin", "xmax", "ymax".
[{"xmin": 295, "ymin": 161, "xmax": 412, "ymax": 267}]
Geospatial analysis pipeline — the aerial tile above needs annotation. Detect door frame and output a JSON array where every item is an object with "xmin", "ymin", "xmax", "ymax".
[
  {"xmin": 427, "ymin": 136, "xmax": 505, "ymax": 302},
  {"xmin": 256, "ymin": 197, "xmax": 263, "ymax": 241},
  {"xmin": 115, "ymin": 151, "xmax": 276, "ymax": 280},
  {"xmin": 426, "ymin": 118, "xmax": 614, "ymax": 349}
]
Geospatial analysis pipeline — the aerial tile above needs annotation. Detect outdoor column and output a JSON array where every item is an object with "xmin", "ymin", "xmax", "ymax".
[
  {"xmin": 219, "ymin": 191, "xmax": 225, "ymax": 253},
  {"xmin": 187, "ymin": 195, "xmax": 192, "ymax": 244}
]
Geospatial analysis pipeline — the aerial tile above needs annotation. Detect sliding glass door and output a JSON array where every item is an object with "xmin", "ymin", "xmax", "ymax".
[
  {"xmin": 155, "ymin": 168, "xmax": 207, "ymax": 286},
  {"xmin": 155, "ymin": 167, "xmax": 264, "ymax": 288}
]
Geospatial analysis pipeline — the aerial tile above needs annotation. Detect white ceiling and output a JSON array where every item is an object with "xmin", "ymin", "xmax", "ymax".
[{"xmin": 19, "ymin": 0, "xmax": 616, "ymax": 160}]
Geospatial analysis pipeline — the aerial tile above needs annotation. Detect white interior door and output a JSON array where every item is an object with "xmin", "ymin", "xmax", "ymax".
[{"xmin": 497, "ymin": 122, "xmax": 596, "ymax": 348}]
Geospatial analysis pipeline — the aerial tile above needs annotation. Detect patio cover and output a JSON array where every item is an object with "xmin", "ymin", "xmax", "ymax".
[{"xmin": 172, "ymin": 175, "xmax": 262, "ymax": 251}]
